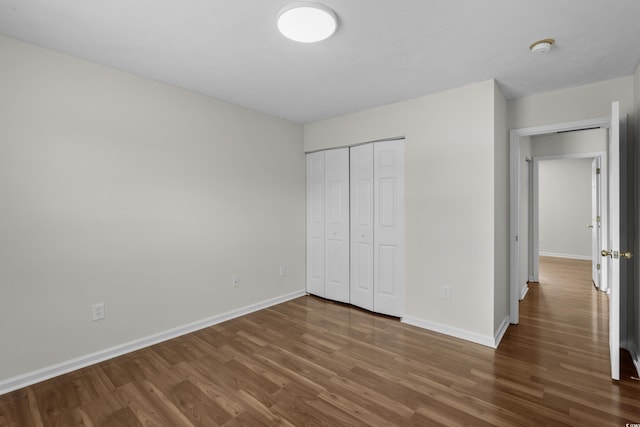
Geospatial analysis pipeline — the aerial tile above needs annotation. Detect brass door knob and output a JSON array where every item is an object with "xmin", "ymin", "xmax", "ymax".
[{"xmin": 601, "ymin": 250, "xmax": 633, "ymax": 259}]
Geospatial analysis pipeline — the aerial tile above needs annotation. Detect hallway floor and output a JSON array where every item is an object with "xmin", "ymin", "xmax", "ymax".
[{"xmin": 501, "ymin": 255, "xmax": 640, "ymax": 424}]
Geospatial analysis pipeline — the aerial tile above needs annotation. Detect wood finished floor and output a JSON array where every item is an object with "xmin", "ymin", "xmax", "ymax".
[{"xmin": 2, "ymin": 256, "xmax": 640, "ymax": 426}]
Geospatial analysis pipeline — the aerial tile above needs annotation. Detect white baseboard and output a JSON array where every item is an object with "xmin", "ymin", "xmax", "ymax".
[
  {"xmin": 539, "ymin": 252, "xmax": 591, "ymax": 261},
  {"xmin": 0, "ymin": 289, "xmax": 306, "ymax": 396},
  {"xmin": 401, "ymin": 315, "xmax": 503, "ymax": 349},
  {"xmin": 630, "ymin": 345, "xmax": 640, "ymax": 379},
  {"xmin": 493, "ymin": 316, "xmax": 510, "ymax": 348},
  {"xmin": 520, "ymin": 285, "xmax": 529, "ymax": 300}
]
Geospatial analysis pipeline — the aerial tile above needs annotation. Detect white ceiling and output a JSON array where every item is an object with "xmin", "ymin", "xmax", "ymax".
[{"xmin": 1, "ymin": 0, "xmax": 640, "ymax": 123}]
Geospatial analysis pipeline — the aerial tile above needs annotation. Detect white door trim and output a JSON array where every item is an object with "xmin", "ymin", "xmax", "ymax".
[{"xmin": 509, "ymin": 116, "xmax": 610, "ymax": 324}]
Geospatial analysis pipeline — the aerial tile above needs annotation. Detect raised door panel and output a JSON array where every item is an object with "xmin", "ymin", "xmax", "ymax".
[
  {"xmin": 306, "ymin": 152, "xmax": 325, "ymax": 297},
  {"xmin": 324, "ymin": 148, "xmax": 350, "ymax": 303},
  {"xmin": 350, "ymin": 144, "xmax": 374, "ymax": 311},
  {"xmin": 374, "ymin": 141, "xmax": 405, "ymax": 317}
]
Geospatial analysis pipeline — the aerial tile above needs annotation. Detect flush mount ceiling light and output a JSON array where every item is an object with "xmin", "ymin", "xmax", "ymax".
[
  {"xmin": 529, "ymin": 38, "xmax": 555, "ymax": 53},
  {"xmin": 277, "ymin": 2, "xmax": 337, "ymax": 43}
]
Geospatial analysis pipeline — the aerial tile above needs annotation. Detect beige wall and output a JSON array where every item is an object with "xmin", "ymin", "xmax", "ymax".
[
  {"xmin": 306, "ymin": 80, "xmax": 501, "ymax": 341},
  {"xmin": 531, "ymin": 128, "xmax": 608, "ymax": 157},
  {"xmin": 538, "ymin": 158, "xmax": 593, "ymax": 258},
  {"xmin": 508, "ymin": 76, "xmax": 634, "ymax": 130},
  {"xmin": 0, "ymin": 36, "xmax": 305, "ymax": 383}
]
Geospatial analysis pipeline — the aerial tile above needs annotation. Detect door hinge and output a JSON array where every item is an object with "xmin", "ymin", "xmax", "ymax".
[
  {"xmin": 597, "ymin": 216, "xmax": 601, "ymax": 223},
  {"xmin": 596, "ymin": 167, "xmax": 601, "ymax": 175},
  {"xmin": 515, "ymin": 235, "xmax": 518, "ymax": 242},
  {"xmin": 597, "ymin": 263, "xmax": 601, "ymax": 270}
]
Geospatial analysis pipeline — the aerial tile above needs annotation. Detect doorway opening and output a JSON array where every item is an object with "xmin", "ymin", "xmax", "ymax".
[
  {"xmin": 509, "ymin": 116, "xmax": 612, "ymax": 324},
  {"xmin": 509, "ymin": 103, "xmax": 629, "ymax": 381},
  {"xmin": 531, "ymin": 151, "xmax": 607, "ymax": 292}
]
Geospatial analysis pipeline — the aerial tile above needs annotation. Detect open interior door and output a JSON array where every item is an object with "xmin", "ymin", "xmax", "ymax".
[
  {"xmin": 604, "ymin": 101, "xmax": 620, "ymax": 381},
  {"xmin": 591, "ymin": 158, "xmax": 601, "ymax": 289}
]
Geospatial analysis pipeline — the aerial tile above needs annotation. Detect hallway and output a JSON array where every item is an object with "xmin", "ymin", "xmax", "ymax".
[{"xmin": 499, "ymin": 255, "xmax": 640, "ymax": 424}]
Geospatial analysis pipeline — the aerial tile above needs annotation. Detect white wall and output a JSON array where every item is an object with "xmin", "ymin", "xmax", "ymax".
[
  {"xmin": 0, "ymin": 35, "xmax": 305, "ymax": 384},
  {"xmin": 538, "ymin": 158, "xmax": 593, "ymax": 258},
  {"xmin": 305, "ymin": 80, "xmax": 504, "ymax": 344}
]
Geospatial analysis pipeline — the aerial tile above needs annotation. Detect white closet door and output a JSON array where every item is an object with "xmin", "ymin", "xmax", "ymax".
[
  {"xmin": 350, "ymin": 144, "xmax": 374, "ymax": 311},
  {"xmin": 306, "ymin": 151, "xmax": 325, "ymax": 297},
  {"xmin": 374, "ymin": 140, "xmax": 405, "ymax": 317},
  {"xmin": 324, "ymin": 148, "xmax": 350, "ymax": 303}
]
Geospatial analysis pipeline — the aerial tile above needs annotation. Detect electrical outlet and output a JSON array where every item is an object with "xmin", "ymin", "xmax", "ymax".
[
  {"xmin": 279, "ymin": 265, "xmax": 287, "ymax": 277},
  {"xmin": 232, "ymin": 275, "xmax": 240, "ymax": 288},
  {"xmin": 441, "ymin": 286, "xmax": 452, "ymax": 301},
  {"xmin": 92, "ymin": 303, "xmax": 105, "ymax": 321}
]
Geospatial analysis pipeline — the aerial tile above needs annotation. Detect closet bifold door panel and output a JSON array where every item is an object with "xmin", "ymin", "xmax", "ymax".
[
  {"xmin": 307, "ymin": 141, "xmax": 403, "ymax": 314},
  {"xmin": 306, "ymin": 151, "xmax": 325, "ymax": 297},
  {"xmin": 323, "ymin": 148, "xmax": 350, "ymax": 303},
  {"xmin": 373, "ymin": 140, "xmax": 405, "ymax": 317},
  {"xmin": 349, "ymin": 144, "xmax": 375, "ymax": 311},
  {"xmin": 306, "ymin": 148, "xmax": 350, "ymax": 302}
]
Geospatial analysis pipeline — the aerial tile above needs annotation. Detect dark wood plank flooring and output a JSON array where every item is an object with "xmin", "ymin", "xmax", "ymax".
[{"xmin": 1, "ymin": 256, "xmax": 639, "ymax": 426}]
